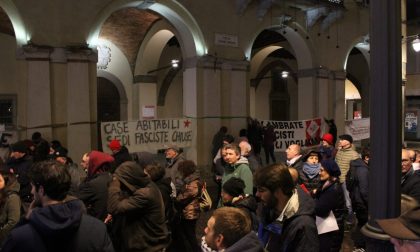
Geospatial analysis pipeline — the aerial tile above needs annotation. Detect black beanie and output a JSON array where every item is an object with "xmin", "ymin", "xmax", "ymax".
[
  {"xmin": 222, "ymin": 177, "xmax": 245, "ymax": 197},
  {"xmin": 10, "ymin": 141, "xmax": 28, "ymax": 154}
]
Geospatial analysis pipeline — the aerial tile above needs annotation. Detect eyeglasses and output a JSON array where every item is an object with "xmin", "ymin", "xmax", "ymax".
[{"xmin": 402, "ymin": 159, "xmax": 411, "ymax": 163}]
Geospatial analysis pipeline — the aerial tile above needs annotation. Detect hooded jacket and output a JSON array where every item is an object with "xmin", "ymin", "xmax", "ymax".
[
  {"xmin": 232, "ymin": 195, "xmax": 259, "ymax": 231},
  {"xmin": 222, "ymin": 157, "xmax": 253, "ymax": 195},
  {"xmin": 1, "ymin": 198, "xmax": 114, "ymax": 252},
  {"xmin": 0, "ymin": 178, "xmax": 21, "ymax": 243},
  {"xmin": 108, "ymin": 161, "xmax": 169, "ymax": 252},
  {"xmin": 6, "ymin": 154, "xmax": 33, "ymax": 202},
  {"xmin": 225, "ymin": 231, "xmax": 264, "ymax": 252},
  {"xmin": 78, "ymin": 151, "xmax": 113, "ymax": 221}
]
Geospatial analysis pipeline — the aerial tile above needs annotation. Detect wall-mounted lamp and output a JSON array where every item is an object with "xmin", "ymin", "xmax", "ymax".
[
  {"xmin": 412, "ymin": 38, "xmax": 420, "ymax": 52},
  {"xmin": 148, "ymin": 59, "xmax": 181, "ymax": 74},
  {"xmin": 281, "ymin": 71, "xmax": 289, "ymax": 78},
  {"xmin": 171, "ymin": 59, "xmax": 179, "ymax": 68}
]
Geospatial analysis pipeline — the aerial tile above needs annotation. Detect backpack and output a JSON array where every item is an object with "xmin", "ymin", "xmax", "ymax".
[{"xmin": 345, "ymin": 161, "xmax": 359, "ymax": 192}]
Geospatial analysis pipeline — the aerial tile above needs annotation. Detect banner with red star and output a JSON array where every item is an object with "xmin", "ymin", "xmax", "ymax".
[{"xmin": 101, "ymin": 118, "xmax": 196, "ymax": 152}]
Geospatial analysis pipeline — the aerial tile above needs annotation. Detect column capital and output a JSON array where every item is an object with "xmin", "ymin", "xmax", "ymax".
[{"xmin": 16, "ymin": 44, "xmax": 97, "ymax": 63}]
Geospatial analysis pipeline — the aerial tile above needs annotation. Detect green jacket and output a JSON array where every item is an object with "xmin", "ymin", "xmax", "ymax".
[{"xmin": 222, "ymin": 157, "xmax": 254, "ymax": 195}]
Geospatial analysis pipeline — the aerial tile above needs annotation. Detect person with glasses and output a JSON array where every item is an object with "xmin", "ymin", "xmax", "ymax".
[{"xmin": 401, "ymin": 149, "xmax": 420, "ymax": 203}]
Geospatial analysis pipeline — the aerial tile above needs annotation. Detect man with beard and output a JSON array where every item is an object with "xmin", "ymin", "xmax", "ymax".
[
  {"xmin": 202, "ymin": 207, "xmax": 263, "ymax": 252},
  {"xmin": 1, "ymin": 160, "xmax": 114, "ymax": 251},
  {"xmin": 254, "ymin": 163, "xmax": 318, "ymax": 252}
]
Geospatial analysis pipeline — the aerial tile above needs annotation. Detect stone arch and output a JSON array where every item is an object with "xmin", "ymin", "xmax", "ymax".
[
  {"xmin": 97, "ymin": 70, "xmax": 128, "ymax": 120},
  {"xmin": 247, "ymin": 24, "xmax": 315, "ymax": 72},
  {"xmin": 252, "ymin": 59, "xmax": 297, "ymax": 89},
  {"xmin": 87, "ymin": 0, "xmax": 206, "ymax": 61},
  {"xmin": 0, "ymin": 0, "xmax": 29, "ymax": 45}
]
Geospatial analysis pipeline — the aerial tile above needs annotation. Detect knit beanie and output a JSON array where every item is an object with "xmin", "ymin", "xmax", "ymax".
[
  {"xmin": 322, "ymin": 133, "xmax": 334, "ymax": 145},
  {"xmin": 222, "ymin": 177, "xmax": 245, "ymax": 197},
  {"xmin": 321, "ymin": 159, "xmax": 341, "ymax": 178},
  {"xmin": 10, "ymin": 141, "xmax": 28, "ymax": 154},
  {"xmin": 108, "ymin": 139, "xmax": 121, "ymax": 151}
]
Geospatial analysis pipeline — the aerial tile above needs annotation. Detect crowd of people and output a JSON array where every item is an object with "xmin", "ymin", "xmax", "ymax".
[{"xmin": 0, "ymin": 127, "xmax": 418, "ymax": 252}]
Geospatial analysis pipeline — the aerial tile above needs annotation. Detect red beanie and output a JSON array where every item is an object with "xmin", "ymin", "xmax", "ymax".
[
  {"xmin": 108, "ymin": 139, "xmax": 121, "ymax": 151},
  {"xmin": 322, "ymin": 133, "xmax": 334, "ymax": 145}
]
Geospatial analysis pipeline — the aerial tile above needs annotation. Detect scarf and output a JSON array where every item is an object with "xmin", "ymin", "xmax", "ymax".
[{"xmin": 302, "ymin": 163, "xmax": 321, "ymax": 179}]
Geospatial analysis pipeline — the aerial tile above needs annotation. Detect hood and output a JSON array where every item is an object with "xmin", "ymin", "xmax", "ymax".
[
  {"xmin": 29, "ymin": 199, "xmax": 84, "ymax": 238},
  {"xmin": 294, "ymin": 187, "xmax": 316, "ymax": 218},
  {"xmin": 87, "ymin": 150, "xmax": 114, "ymax": 177},
  {"xmin": 234, "ymin": 195, "xmax": 258, "ymax": 213},
  {"xmin": 114, "ymin": 161, "xmax": 150, "ymax": 192},
  {"xmin": 6, "ymin": 178, "xmax": 20, "ymax": 194},
  {"xmin": 236, "ymin": 156, "xmax": 249, "ymax": 165},
  {"xmin": 350, "ymin": 158, "xmax": 368, "ymax": 169},
  {"xmin": 225, "ymin": 231, "xmax": 264, "ymax": 252}
]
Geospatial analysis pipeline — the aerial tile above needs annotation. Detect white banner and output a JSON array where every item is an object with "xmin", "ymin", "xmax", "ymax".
[
  {"xmin": 260, "ymin": 118, "xmax": 324, "ymax": 151},
  {"xmin": 344, "ymin": 118, "xmax": 370, "ymax": 141},
  {"xmin": 101, "ymin": 118, "xmax": 196, "ymax": 152}
]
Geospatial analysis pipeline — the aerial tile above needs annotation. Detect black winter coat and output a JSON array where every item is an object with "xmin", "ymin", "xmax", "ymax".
[
  {"xmin": 78, "ymin": 172, "xmax": 112, "ymax": 221},
  {"xmin": 348, "ymin": 159, "xmax": 369, "ymax": 211},
  {"xmin": 6, "ymin": 155, "xmax": 33, "ymax": 202},
  {"xmin": 314, "ymin": 180, "xmax": 346, "ymax": 252},
  {"xmin": 401, "ymin": 169, "xmax": 420, "ymax": 204}
]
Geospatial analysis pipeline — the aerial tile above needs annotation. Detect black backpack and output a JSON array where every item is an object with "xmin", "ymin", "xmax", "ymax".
[{"xmin": 345, "ymin": 160, "xmax": 359, "ymax": 192}]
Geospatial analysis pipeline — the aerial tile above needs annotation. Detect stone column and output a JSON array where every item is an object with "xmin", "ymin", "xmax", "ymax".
[
  {"xmin": 17, "ymin": 45, "xmax": 98, "ymax": 162},
  {"xmin": 17, "ymin": 46, "xmax": 53, "ymax": 140},
  {"xmin": 182, "ymin": 56, "xmax": 249, "ymax": 166},
  {"xmin": 362, "ymin": 0, "xmax": 401, "ymax": 251},
  {"xmin": 133, "ymin": 75, "xmax": 157, "ymax": 120}
]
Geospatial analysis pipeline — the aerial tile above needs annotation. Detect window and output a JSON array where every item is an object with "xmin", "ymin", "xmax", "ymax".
[{"xmin": 0, "ymin": 95, "xmax": 16, "ymax": 129}]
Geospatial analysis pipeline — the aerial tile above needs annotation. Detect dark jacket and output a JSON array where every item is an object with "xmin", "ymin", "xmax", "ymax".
[
  {"xmin": 1, "ymin": 198, "xmax": 114, "ymax": 252},
  {"xmin": 348, "ymin": 159, "xmax": 369, "ymax": 211},
  {"xmin": 261, "ymin": 188, "xmax": 319, "ymax": 252},
  {"xmin": 165, "ymin": 154, "xmax": 185, "ymax": 193},
  {"xmin": 0, "ymin": 180, "xmax": 21, "ymax": 244},
  {"xmin": 225, "ymin": 231, "xmax": 264, "ymax": 252},
  {"xmin": 288, "ymin": 156, "xmax": 304, "ymax": 173},
  {"xmin": 299, "ymin": 163, "xmax": 321, "ymax": 193},
  {"xmin": 108, "ymin": 161, "xmax": 169, "ymax": 252},
  {"xmin": 6, "ymin": 155, "xmax": 33, "ymax": 202},
  {"xmin": 78, "ymin": 151, "xmax": 113, "ymax": 221},
  {"xmin": 67, "ymin": 163, "xmax": 87, "ymax": 197},
  {"xmin": 155, "ymin": 177, "xmax": 174, "ymax": 222},
  {"xmin": 401, "ymin": 169, "xmax": 420, "ymax": 204},
  {"xmin": 111, "ymin": 146, "xmax": 132, "ymax": 173},
  {"xmin": 32, "ymin": 138, "xmax": 50, "ymax": 163},
  {"xmin": 314, "ymin": 180, "xmax": 346, "ymax": 252},
  {"xmin": 232, "ymin": 195, "xmax": 259, "ymax": 231}
]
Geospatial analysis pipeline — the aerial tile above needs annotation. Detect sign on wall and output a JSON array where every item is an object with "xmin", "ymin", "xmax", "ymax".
[
  {"xmin": 260, "ymin": 118, "xmax": 323, "ymax": 151},
  {"xmin": 101, "ymin": 118, "xmax": 196, "ymax": 152}
]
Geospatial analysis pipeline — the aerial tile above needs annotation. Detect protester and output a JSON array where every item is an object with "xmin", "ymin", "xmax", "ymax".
[
  {"xmin": 201, "ymin": 207, "xmax": 264, "ymax": 252},
  {"xmin": 108, "ymin": 161, "xmax": 169, "ymax": 251},
  {"xmin": 255, "ymin": 163, "xmax": 319, "ymax": 251},
  {"xmin": 108, "ymin": 139, "xmax": 132, "ymax": 173},
  {"xmin": 0, "ymin": 169, "xmax": 21, "ymax": 244},
  {"xmin": 1, "ymin": 160, "xmax": 114, "ymax": 251}
]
